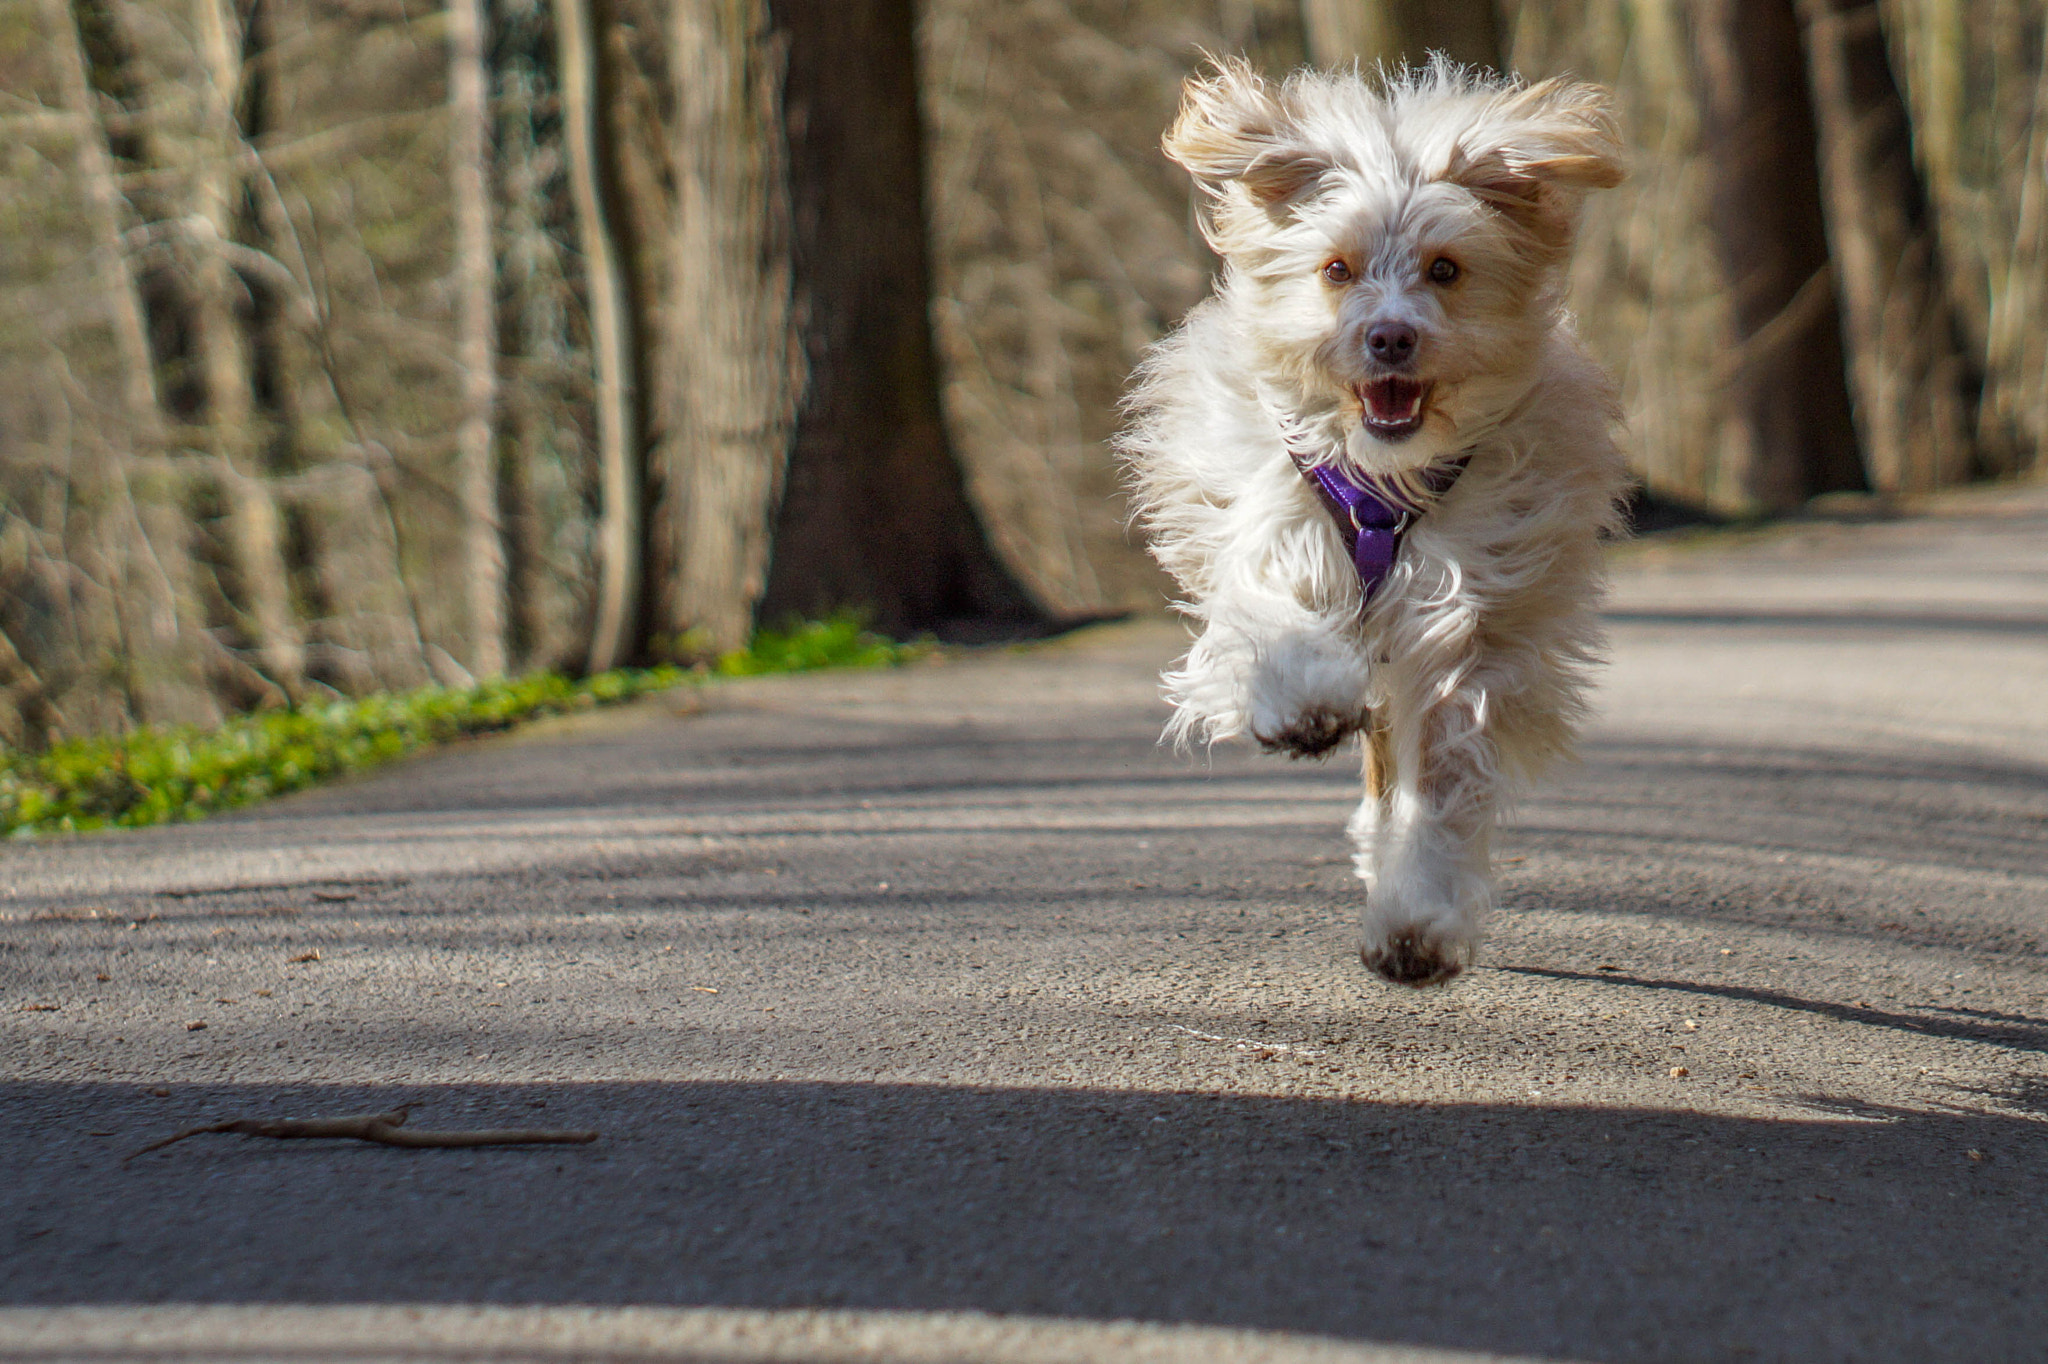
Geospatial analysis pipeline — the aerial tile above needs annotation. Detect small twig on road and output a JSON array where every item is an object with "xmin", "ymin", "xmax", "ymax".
[
  {"xmin": 126, "ymin": 1105, "xmax": 597, "ymax": 1160},
  {"xmin": 1165, "ymin": 1023, "xmax": 1325, "ymax": 1058}
]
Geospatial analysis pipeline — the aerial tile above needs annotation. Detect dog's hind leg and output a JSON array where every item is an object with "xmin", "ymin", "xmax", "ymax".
[
  {"xmin": 1344, "ymin": 711, "xmax": 1397, "ymax": 927},
  {"xmin": 1349, "ymin": 688, "xmax": 1500, "ymax": 987},
  {"xmin": 1362, "ymin": 714, "xmax": 1393, "ymax": 799}
]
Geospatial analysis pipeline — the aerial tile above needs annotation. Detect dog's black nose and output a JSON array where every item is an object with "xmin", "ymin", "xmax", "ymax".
[{"xmin": 1366, "ymin": 321, "xmax": 1417, "ymax": 364}]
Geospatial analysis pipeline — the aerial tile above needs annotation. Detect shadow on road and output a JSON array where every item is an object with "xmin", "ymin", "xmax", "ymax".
[
  {"xmin": 1489, "ymin": 965, "xmax": 2048, "ymax": 1056},
  {"xmin": 7, "ymin": 1079, "xmax": 2044, "ymax": 1362},
  {"xmin": 1604, "ymin": 608, "xmax": 2048, "ymax": 637}
]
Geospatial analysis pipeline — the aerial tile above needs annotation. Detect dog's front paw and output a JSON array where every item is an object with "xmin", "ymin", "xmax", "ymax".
[
  {"xmin": 1254, "ymin": 707, "xmax": 1357, "ymax": 759},
  {"xmin": 1360, "ymin": 928, "xmax": 1469, "ymax": 987},
  {"xmin": 1246, "ymin": 632, "xmax": 1367, "ymax": 759}
]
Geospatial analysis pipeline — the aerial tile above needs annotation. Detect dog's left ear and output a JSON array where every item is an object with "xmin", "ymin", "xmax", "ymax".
[
  {"xmin": 1445, "ymin": 78, "xmax": 1624, "ymax": 252},
  {"xmin": 1164, "ymin": 58, "xmax": 1330, "ymax": 207}
]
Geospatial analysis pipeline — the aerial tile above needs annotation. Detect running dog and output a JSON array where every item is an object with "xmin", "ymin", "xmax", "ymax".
[{"xmin": 1118, "ymin": 58, "xmax": 1630, "ymax": 986}]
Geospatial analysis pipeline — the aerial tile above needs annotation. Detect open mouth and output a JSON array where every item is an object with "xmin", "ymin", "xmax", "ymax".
[{"xmin": 1357, "ymin": 377, "xmax": 1431, "ymax": 441}]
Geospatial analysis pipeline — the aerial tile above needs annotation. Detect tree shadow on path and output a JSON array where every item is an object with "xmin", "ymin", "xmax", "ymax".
[
  {"xmin": 6, "ymin": 1079, "xmax": 2045, "ymax": 1363},
  {"xmin": 1493, "ymin": 964, "xmax": 2048, "ymax": 1055}
]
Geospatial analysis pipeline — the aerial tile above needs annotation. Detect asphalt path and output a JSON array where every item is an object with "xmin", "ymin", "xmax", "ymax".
[{"xmin": 4, "ymin": 488, "xmax": 2046, "ymax": 1363}]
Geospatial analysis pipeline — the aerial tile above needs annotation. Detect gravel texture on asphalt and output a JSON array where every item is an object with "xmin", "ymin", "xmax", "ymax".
[{"xmin": 4, "ymin": 488, "xmax": 2046, "ymax": 1364}]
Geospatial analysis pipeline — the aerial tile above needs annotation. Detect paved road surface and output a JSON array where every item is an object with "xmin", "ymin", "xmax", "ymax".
[{"xmin": 4, "ymin": 489, "xmax": 2046, "ymax": 1363}]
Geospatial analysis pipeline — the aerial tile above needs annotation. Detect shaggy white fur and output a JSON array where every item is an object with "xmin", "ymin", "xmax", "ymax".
[{"xmin": 1117, "ymin": 58, "xmax": 1631, "ymax": 986}]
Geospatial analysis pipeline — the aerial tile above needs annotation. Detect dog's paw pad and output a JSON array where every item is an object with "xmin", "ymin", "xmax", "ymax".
[
  {"xmin": 1361, "ymin": 930, "xmax": 1465, "ymax": 988},
  {"xmin": 1255, "ymin": 709, "xmax": 1355, "ymax": 760}
]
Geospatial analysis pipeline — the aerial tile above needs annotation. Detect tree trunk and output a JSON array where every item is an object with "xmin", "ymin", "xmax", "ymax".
[
  {"xmin": 1688, "ymin": 0, "xmax": 1864, "ymax": 510},
  {"xmin": 448, "ymin": 0, "xmax": 509, "ymax": 676},
  {"xmin": 46, "ymin": 0, "xmax": 217, "ymax": 728},
  {"xmin": 556, "ymin": 0, "xmax": 643, "ymax": 673},
  {"xmin": 1302, "ymin": 0, "xmax": 1503, "ymax": 75},
  {"xmin": 656, "ymin": 0, "xmax": 799, "ymax": 654},
  {"xmin": 48, "ymin": 0, "xmax": 158, "ymax": 437},
  {"xmin": 655, "ymin": 0, "xmax": 1037, "ymax": 652},
  {"xmin": 752, "ymin": 0, "xmax": 1041, "ymax": 641},
  {"xmin": 1990, "ymin": 20, "xmax": 2048, "ymax": 465},
  {"xmin": 1796, "ymin": 0, "xmax": 1977, "ymax": 494},
  {"xmin": 190, "ymin": 0, "xmax": 307, "ymax": 698},
  {"xmin": 0, "ymin": 625, "xmax": 59, "ymax": 751}
]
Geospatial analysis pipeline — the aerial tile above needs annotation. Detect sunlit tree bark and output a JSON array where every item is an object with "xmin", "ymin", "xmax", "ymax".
[
  {"xmin": 751, "ymin": 0, "xmax": 1040, "ymax": 640},
  {"xmin": 555, "ymin": 0, "xmax": 643, "ymax": 672},
  {"xmin": 447, "ymin": 0, "xmax": 509, "ymax": 675},
  {"xmin": 189, "ymin": 0, "xmax": 306, "ymax": 697},
  {"xmin": 655, "ymin": 0, "xmax": 799, "ymax": 654},
  {"xmin": 659, "ymin": 0, "xmax": 1039, "ymax": 649},
  {"xmin": 44, "ymin": 0, "xmax": 218, "ymax": 727}
]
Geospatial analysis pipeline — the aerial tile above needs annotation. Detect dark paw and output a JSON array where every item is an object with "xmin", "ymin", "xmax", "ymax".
[
  {"xmin": 1362, "ymin": 930, "xmax": 1465, "ymax": 988},
  {"xmin": 1255, "ymin": 709, "xmax": 1354, "ymax": 760}
]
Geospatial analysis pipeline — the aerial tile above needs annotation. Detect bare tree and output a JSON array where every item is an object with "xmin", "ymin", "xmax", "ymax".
[
  {"xmin": 43, "ymin": 0, "xmax": 158, "ymax": 446},
  {"xmin": 189, "ymin": 0, "xmax": 306, "ymax": 697},
  {"xmin": 1993, "ymin": 19, "xmax": 2048, "ymax": 464},
  {"xmin": 655, "ymin": 0, "xmax": 1034, "ymax": 651},
  {"xmin": 40, "ymin": 0, "xmax": 219, "ymax": 728},
  {"xmin": 555, "ymin": 0, "xmax": 642, "ymax": 672},
  {"xmin": 1877, "ymin": 0, "xmax": 2040, "ymax": 477},
  {"xmin": 1797, "ymin": 0, "xmax": 1977, "ymax": 493},
  {"xmin": 751, "ymin": 0, "xmax": 1039, "ymax": 640},
  {"xmin": 654, "ymin": 0, "xmax": 799, "ymax": 654},
  {"xmin": 447, "ymin": 0, "xmax": 509, "ymax": 675},
  {"xmin": 1689, "ymin": 0, "xmax": 1864, "ymax": 509}
]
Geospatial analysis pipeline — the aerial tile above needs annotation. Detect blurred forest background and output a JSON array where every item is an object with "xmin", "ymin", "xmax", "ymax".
[{"xmin": 0, "ymin": 0, "xmax": 2042, "ymax": 748}]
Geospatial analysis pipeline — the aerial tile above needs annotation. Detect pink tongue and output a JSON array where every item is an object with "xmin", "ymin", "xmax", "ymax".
[{"xmin": 1366, "ymin": 379, "xmax": 1422, "ymax": 423}]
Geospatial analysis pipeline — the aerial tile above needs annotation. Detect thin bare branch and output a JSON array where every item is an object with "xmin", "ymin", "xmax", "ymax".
[{"xmin": 128, "ymin": 1106, "xmax": 599, "ymax": 1159}]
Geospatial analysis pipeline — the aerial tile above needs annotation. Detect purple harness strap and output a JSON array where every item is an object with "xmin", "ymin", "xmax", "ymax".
[{"xmin": 1292, "ymin": 452, "xmax": 1470, "ymax": 603}]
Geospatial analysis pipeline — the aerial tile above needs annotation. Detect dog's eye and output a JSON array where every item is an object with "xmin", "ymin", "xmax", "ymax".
[
  {"xmin": 1427, "ymin": 256, "xmax": 1460, "ymax": 285},
  {"xmin": 1322, "ymin": 259, "xmax": 1353, "ymax": 284}
]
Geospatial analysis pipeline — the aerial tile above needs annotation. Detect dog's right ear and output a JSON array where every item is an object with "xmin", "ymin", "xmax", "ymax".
[
  {"xmin": 1445, "ymin": 78, "xmax": 1624, "ymax": 256},
  {"xmin": 1164, "ymin": 58, "xmax": 1329, "ymax": 206}
]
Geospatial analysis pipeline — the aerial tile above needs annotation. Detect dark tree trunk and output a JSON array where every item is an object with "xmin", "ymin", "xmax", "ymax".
[
  {"xmin": 1689, "ymin": 0, "xmax": 1865, "ymax": 510},
  {"xmin": 1796, "ymin": 0, "xmax": 1978, "ymax": 494},
  {"xmin": 753, "ymin": 0, "xmax": 1040, "ymax": 641},
  {"xmin": 1301, "ymin": 0, "xmax": 1503, "ymax": 76}
]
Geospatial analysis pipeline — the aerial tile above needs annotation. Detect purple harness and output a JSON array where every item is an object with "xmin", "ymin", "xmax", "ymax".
[{"xmin": 1291, "ymin": 451, "xmax": 1470, "ymax": 603}]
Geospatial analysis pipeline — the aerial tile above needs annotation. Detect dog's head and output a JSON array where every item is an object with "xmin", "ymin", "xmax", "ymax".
[{"xmin": 1164, "ymin": 58, "xmax": 1622, "ymax": 468}]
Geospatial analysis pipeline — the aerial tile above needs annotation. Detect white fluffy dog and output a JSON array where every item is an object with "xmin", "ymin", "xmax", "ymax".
[{"xmin": 1118, "ymin": 58, "xmax": 1631, "ymax": 986}]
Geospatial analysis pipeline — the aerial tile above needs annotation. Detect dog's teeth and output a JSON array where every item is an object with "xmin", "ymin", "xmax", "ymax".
[{"xmin": 1365, "ymin": 382, "xmax": 1423, "ymax": 424}]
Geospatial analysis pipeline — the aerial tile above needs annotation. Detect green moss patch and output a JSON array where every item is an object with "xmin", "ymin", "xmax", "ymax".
[{"xmin": 1, "ymin": 614, "xmax": 930, "ymax": 838}]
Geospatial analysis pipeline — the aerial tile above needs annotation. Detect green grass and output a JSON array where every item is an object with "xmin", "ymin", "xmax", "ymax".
[
  {"xmin": 0, "ymin": 614, "xmax": 929, "ymax": 838},
  {"xmin": 712, "ymin": 613, "xmax": 930, "ymax": 676}
]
